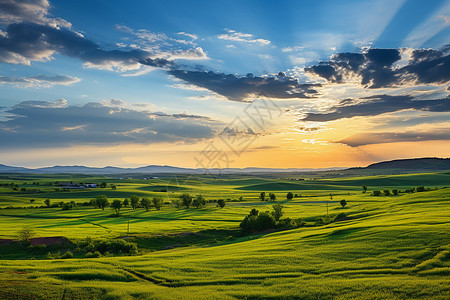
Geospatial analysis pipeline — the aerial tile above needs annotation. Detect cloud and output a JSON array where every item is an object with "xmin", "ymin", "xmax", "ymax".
[
  {"xmin": 177, "ymin": 32, "xmax": 198, "ymax": 40},
  {"xmin": 0, "ymin": 22, "xmax": 174, "ymax": 70},
  {"xmin": 338, "ymin": 129, "xmax": 450, "ymax": 147},
  {"xmin": 115, "ymin": 25, "xmax": 207, "ymax": 60},
  {"xmin": 0, "ymin": 0, "xmax": 70, "ymax": 28},
  {"xmin": 0, "ymin": 74, "xmax": 80, "ymax": 87},
  {"xmin": 168, "ymin": 70, "xmax": 320, "ymax": 102},
  {"xmin": 302, "ymin": 94, "xmax": 450, "ymax": 122},
  {"xmin": 0, "ymin": 99, "xmax": 216, "ymax": 148},
  {"xmin": 305, "ymin": 47, "xmax": 450, "ymax": 88},
  {"xmin": 217, "ymin": 28, "xmax": 270, "ymax": 45}
]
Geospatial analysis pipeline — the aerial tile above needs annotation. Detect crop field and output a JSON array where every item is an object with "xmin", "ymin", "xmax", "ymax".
[{"xmin": 0, "ymin": 172, "xmax": 449, "ymax": 299}]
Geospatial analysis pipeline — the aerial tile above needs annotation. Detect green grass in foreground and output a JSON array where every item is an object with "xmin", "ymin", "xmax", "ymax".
[{"xmin": 0, "ymin": 172, "xmax": 448, "ymax": 299}]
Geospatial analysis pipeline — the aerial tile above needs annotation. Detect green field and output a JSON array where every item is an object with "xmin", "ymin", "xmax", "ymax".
[{"xmin": 0, "ymin": 172, "xmax": 449, "ymax": 299}]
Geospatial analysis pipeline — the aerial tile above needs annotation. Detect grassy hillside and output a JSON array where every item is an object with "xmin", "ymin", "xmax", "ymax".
[{"xmin": 0, "ymin": 172, "xmax": 448, "ymax": 299}]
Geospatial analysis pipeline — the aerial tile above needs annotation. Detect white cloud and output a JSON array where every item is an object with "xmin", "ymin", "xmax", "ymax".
[
  {"xmin": 0, "ymin": 0, "xmax": 71, "ymax": 28},
  {"xmin": 177, "ymin": 32, "xmax": 198, "ymax": 40},
  {"xmin": 0, "ymin": 74, "xmax": 80, "ymax": 87},
  {"xmin": 217, "ymin": 28, "xmax": 271, "ymax": 45}
]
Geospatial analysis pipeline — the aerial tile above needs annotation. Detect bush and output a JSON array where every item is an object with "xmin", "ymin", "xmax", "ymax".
[
  {"xmin": 86, "ymin": 251, "xmax": 101, "ymax": 258},
  {"xmin": 240, "ymin": 209, "xmax": 275, "ymax": 232},
  {"xmin": 217, "ymin": 199, "xmax": 226, "ymax": 208},
  {"xmin": 277, "ymin": 217, "xmax": 296, "ymax": 228},
  {"xmin": 334, "ymin": 212, "xmax": 347, "ymax": 221},
  {"xmin": 62, "ymin": 203, "xmax": 73, "ymax": 210},
  {"xmin": 255, "ymin": 212, "xmax": 276, "ymax": 230},
  {"xmin": 61, "ymin": 251, "xmax": 73, "ymax": 259},
  {"xmin": 372, "ymin": 190, "xmax": 381, "ymax": 196}
]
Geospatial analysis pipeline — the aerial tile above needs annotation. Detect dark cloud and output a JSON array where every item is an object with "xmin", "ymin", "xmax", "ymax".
[
  {"xmin": 0, "ymin": 100, "xmax": 216, "ymax": 148},
  {"xmin": 169, "ymin": 70, "xmax": 320, "ymax": 102},
  {"xmin": 338, "ymin": 130, "xmax": 450, "ymax": 147},
  {"xmin": 0, "ymin": 22, "xmax": 173, "ymax": 69},
  {"xmin": 305, "ymin": 48, "xmax": 450, "ymax": 88},
  {"xmin": 0, "ymin": 74, "xmax": 79, "ymax": 87},
  {"xmin": 302, "ymin": 94, "xmax": 450, "ymax": 122}
]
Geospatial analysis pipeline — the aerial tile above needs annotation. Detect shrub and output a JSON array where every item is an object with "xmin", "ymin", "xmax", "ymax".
[
  {"xmin": 62, "ymin": 203, "xmax": 73, "ymax": 210},
  {"xmin": 277, "ymin": 217, "xmax": 296, "ymax": 228},
  {"xmin": 255, "ymin": 212, "xmax": 276, "ymax": 230},
  {"xmin": 334, "ymin": 212, "xmax": 347, "ymax": 221},
  {"xmin": 86, "ymin": 251, "xmax": 101, "ymax": 258},
  {"xmin": 61, "ymin": 251, "xmax": 73, "ymax": 259},
  {"xmin": 240, "ymin": 215, "xmax": 257, "ymax": 232},
  {"xmin": 217, "ymin": 199, "xmax": 226, "ymax": 208},
  {"xmin": 372, "ymin": 190, "xmax": 381, "ymax": 196}
]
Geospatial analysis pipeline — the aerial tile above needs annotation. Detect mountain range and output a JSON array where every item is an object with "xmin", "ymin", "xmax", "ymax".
[{"xmin": 0, "ymin": 157, "xmax": 449, "ymax": 175}]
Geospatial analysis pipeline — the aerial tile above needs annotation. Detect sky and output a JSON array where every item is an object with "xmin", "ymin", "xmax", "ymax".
[{"xmin": 0, "ymin": 0, "xmax": 449, "ymax": 169}]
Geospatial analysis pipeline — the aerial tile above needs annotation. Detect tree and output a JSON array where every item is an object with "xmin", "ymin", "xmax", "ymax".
[
  {"xmin": 96, "ymin": 195, "xmax": 109, "ymax": 210},
  {"xmin": 383, "ymin": 190, "xmax": 391, "ymax": 196},
  {"xmin": 392, "ymin": 189, "xmax": 398, "ymax": 196},
  {"xmin": 269, "ymin": 193, "xmax": 276, "ymax": 202},
  {"xmin": 272, "ymin": 203, "xmax": 284, "ymax": 221},
  {"xmin": 362, "ymin": 185, "xmax": 368, "ymax": 193},
  {"xmin": 172, "ymin": 199, "xmax": 182, "ymax": 209},
  {"xmin": 249, "ymin": 208, "xmax": 259, "ymax": 216},
  {"xmin": 17, "ymin": 226, "xmax": 34, "ymax": 244},
  {"xmin": 130, "ymin": 195, "xmax": 140, "ymax": 209},
  {"xmin": 193, "ymin": 195, "xmax": 206, "ymax": 208},
  {"xmin": 111, "ymin": 200, "xmax": 122, "ymax": 216},
  {"xmin": 372, "ymin": 190, "xmax": 381, "ymax": 196},
  {"xmin": 123, "ymin": 198, "xmax": 129, "ymax": 207},
  {"xmin": 340, "ymin": 199, "xmax": 347, "ymax": 208},
  {"xmin": 152, "ymin": 197, "xmax": 163, "ymax": 210},
  {"xmin": 44, "ymin": 198, "xmax": 51, "ymax": 207},
  {"xmin": 286, "ymin": 192, "xmax": 293, "ymax": 200},
  {"xmin": 29, "ymin": 199, "xmax": 35, "ymax": 204},
  {"xmin": 140, "ymin": 197, "xmax": 151, "ymax": 211},
  {"xmin": 99, "ymin": 182, "xmax": 107, "ymax": 188},
  {"xmin": 217, "ymin": 199, "xmax": 226, "ymax": 208},
  {"xmin": 110, "ymin": 184, "xmax": 117, "ymax": 190},
  {"xmin": 259, "ymin": 192, "xmax": 266, "ymax": 201},
  {"xmin": 180, "ymin": 193, "xmax": 192, "ymax": 208}
]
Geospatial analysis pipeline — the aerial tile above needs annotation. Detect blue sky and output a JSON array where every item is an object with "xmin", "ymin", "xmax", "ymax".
[{"xmin": 0, "ymin": 0, "xmax": 449, "ymax": 168}]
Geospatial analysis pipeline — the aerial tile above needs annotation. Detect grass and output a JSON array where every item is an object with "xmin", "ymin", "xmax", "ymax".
[{"xmin": 0, "ymin": 172, "xmax": 449, "ymax": 298}]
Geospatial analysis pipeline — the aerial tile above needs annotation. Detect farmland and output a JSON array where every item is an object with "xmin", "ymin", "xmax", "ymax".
[{"xmin": 0, "ymin": 171, "xmax": 449, "ymax": 299}]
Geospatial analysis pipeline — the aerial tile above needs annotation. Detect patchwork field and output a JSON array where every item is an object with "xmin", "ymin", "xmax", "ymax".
[{"xmin": 0, "ymin": 172, "xmax": 449, "ymax": 299}]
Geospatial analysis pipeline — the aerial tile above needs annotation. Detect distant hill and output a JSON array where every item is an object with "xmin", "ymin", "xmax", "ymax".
[
  {"xmin": 0, "ymin": 164, "xmax": 344, "ymax": 175},
  {"xmin": 364, "ymin": 158, "xmax": 450, "ymax": 171},
  {"xmin": 0, "ymin": 157, "xmax": 448, "ymax": 175}
]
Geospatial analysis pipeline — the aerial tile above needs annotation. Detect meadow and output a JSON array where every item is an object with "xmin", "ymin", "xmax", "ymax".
[{"xmin": 0, "ymin": 172, "xmax": 449, "ymax": 299}]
